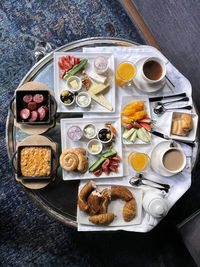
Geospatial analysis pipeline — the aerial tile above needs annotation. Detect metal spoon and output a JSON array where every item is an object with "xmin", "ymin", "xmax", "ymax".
[
  {"xmin": 154, "ymin": 105, "xmax": 192, "ymax": 115},
  {"xmin": 156, "ymin": 96, "xmax": 189, "ymax": 107},
  {"xmin": 129, "ymin": 177, "xmax": 169, "ymax": 192}
]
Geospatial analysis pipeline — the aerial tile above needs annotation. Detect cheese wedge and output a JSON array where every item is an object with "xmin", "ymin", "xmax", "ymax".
[
  {"xmin": 89, "ymin": 92, "xmax": 113, "ymax": 111},
  {"xmin": 88, "ymin": 81, "xmax": 110, "ymax": 95},
  {"xmin": 89, "ymin": 72, "xmax": 107, "ymax": 84}
]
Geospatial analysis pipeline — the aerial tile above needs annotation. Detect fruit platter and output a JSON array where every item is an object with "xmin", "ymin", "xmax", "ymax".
[{"xmin": 6, "ymin": 38, "xmax": 199, "ymax": 231}]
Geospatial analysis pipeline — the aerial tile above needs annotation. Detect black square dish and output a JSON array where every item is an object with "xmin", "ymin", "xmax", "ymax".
[
  {"xmin": 16, "ymin": 145, "xmax": 53, "ymax": 180},
  {"xmin": 16, "ymin": 90, "xmax": 51, "ymax": 124}
]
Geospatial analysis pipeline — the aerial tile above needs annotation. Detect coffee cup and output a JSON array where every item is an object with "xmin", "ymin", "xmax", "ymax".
[
  {"xmin": 141, "ymin": 57, "xmax": 166, "ymax": 84},
  {"xmin": 159, "ymin": 147, "xmax": 186, "ymax": 175}
]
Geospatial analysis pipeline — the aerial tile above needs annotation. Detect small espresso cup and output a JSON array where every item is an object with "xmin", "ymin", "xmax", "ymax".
[
  {"xmin": 141, "ymin": 57, "xmax": 166, "ymax": 84},
  {"xmin": 159, "ymin": 147, "xmax": 186, "ymax": 175}
]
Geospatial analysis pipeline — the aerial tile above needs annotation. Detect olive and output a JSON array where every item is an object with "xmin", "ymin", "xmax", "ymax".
[{"xmin": 61, "ymin": 90, "xmax": 69, "ymax": 97}]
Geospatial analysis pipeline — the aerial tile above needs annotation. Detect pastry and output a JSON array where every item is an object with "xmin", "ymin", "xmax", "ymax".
[
  {"xmin": 123, "ymin": 198, "xmax": 136, "ymax": 222},
  {"xmin": 78, "ymin": 181, "xmax": 96, "ymax": 212},
  {"xmin": 89, "ymin": 213, "xmax": 115, "ymax": 225},
  {"xmin": 111, "ymin": 185, "xmax": 133, "ymax": 201},
  {"xmin": 99, "ymin": 188, "xmax": 111, "ymax": 214},
  {"xmin": 87, "ymin": 190, "xmax": 102, "ymax": 216},
  {"xmin": 60, "ymin": 152, "xmax": 79, "ymax": 171},
  {"xmin": 60, "ymin": 148, "xmax": 88, "ymax": 173},
  {"xmin": 171, "ymin": 114, "xmax": 193, "ymax": 136}
]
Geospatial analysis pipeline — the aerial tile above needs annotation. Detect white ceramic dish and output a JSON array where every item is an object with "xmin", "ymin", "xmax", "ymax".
[
  {"xmin": 121, "ymin": 95, "xmax": 152, "ymax": 145},
  {"xmin": 133, "ymin": 57, "xmax": 166, "ymax": 93},
  {"xmin": 60, "ymin": 117, "xmax": 123, "ymax": 180},
  {"xmin": 168, "ymin": 112, "xmax": 198, "ymax": 142},
  {"xmin": 76, "ymin": 92, "xmax": 91, "ymax": 108},
  {"xmin": 83, "ymin": 124, "xmax": 97, "ymax": 139},
  {"xmin": 67, "ymin": 76, "xmax": 82, "ymax": 92},
  {"xmin": 77, "ymin": 184, "xmax": 143, "ymax": 226},
  {"xmin": 54, "ymin": 52, "xmax": 115, "ymax": 113},
  {"xmin": 151, "ymin": 140, "xmax": 182, "ymax": 177},
  {"xmin": 87, "ymin": 139, "xmax": 102, "ymax": 155},
  {"xmin": 59, "ymin": 89, "xmax": 75, "ymax": 106}
]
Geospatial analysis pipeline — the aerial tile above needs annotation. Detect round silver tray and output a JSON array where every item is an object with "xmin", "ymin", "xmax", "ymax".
[{"xmin": 6, "ymin": 37, "xmax": 199, "ymax": 229}]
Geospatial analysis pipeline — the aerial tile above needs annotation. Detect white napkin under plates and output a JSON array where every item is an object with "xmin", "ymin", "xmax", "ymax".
[{"xmin": 78, "ymin": 45, "xmax": 194, "ymax": 232}]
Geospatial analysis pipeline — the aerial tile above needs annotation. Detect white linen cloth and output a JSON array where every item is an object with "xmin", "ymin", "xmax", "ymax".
[{"xmin": 78, "ymin": 45, "xmax": 193, "ymax": 232}]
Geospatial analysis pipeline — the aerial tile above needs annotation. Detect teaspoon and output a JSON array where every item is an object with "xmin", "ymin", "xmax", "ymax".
[{"xmin": 154, "ymin": 105, "xmax": 192, "ymax": 115}]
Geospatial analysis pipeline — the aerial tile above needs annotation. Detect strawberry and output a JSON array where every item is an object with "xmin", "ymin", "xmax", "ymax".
[
  {"xmin": 140, "ymin": 122, "xmax": 152, "ymax": 131},
  {"xmin": 132, "ymin": 121, "xmax": 142, "ymax": 129},
  {"xmin": 137, "ymin": 117, "xmax": 156, "ymax": 124},
  {"xmin": 126, "ymin": 123, "xmax": 133, "ymax": 130}
]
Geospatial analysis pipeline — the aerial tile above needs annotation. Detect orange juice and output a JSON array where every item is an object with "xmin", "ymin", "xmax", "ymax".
[
  {"xmin": 115, "ymin": 62, "xmax": 136, "ymax": 87},
  {"xmin": 128, "ymin": 152, "xmax": 150, "ymax": 172}
]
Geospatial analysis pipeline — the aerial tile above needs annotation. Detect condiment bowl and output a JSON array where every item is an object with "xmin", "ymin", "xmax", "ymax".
[
  {"xmin": 66, "ymin": 76, "xmax": 82, "ymax": 93},
  {"xmin": 60, "ymin": 89, "xmax": 75, "ymax": 106},
  {"xmin": 83, "ymin": 124, "xmax": 97, "ymax": 139},
  {"xmin": 97, "ymin": 127, "xmax": 113, "ymax": 144},
  {"xmin": 76, "ymin": 92, "xmax": 91, "ymax": 108},
  {"xmin": 67, "ymin": 125, "xmax": 83, "ymax": 141},
  {"xmin": 87, "ymin": 139, "xmax": 103, "ymax": 155}
]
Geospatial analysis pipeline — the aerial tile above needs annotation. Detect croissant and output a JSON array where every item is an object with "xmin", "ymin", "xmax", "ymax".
[
  {"xmin": 89, "ymin": 213, "xmax": 115, "ymax": 225},
  {"xmin": 123, "ymin": 198, "xmax": 136, "ymax": 222},
  {"xmin": 78, "ymin": 181, "xmax": 96, "ymax": 212},
  {"xmin": 111, "ymin": 185, "xmax": 133, "ymax": 201},
  {"xmin": 87, "ymin": 190, "xmax": 102, "ymax": 216}
]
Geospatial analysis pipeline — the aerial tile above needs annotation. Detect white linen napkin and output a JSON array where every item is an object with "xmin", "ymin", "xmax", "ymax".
[{"xmin": 78, "ymin": 45, "xmax": 193, "ymax": 232}]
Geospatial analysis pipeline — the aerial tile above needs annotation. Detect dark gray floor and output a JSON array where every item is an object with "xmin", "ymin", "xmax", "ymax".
[{"xmin": 133, "ymin": 0, "xmax": 200, "ymax": 111}]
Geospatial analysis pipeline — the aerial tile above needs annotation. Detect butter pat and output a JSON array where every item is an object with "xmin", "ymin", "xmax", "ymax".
[
  {"xmin": 70, "ymin": 79, "xmax": 79, "ymax": 90},
  {"xmin": 91, "ymin": 144, "xmax": 99, "ymax": 152},
  {"xmin": 88, "ymin": 81, "xmax": 110, "ymax": 95},
  {"xmin": 89, "ymin": 71, "xmax": 107, "ymax": 84}
]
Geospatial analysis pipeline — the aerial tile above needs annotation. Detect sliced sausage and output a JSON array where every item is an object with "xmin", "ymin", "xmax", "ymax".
[
  {"xmin": 37, "ymin": 106, "xmax": 46, "ymax": 121},
  {"xmin": 27, "ymin": 101, "xmax": 37, "ymax": 111},
  {"xmin": 28, "ymin": 111, "xmax": 38, "ymax": 122},
  {"xmin": 20, "ymin": 108, "xmax": 31, "ymax": 120},
  {"xmin": 23, "ymin": 94, "xmax": 33, "ymax": 103},
  {"xmin": 33, "ymin": 94, "xmax": 44, "ymax": 104}
]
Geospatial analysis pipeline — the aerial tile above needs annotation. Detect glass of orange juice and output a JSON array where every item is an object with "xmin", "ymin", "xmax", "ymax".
[
  {"xmin": 115, "ymin": 62, "xmax": 136, "ymax": 87},
  {"xmin": 128, "ymin": 152, "xmax": 150, "ymax": 172}
]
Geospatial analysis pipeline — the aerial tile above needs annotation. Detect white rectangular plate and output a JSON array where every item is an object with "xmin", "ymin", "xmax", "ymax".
[
  {"xmin": 121, "ymin": 95, "xmax": 151, "ymax": 145},
  {"xmin": 168, "ymin": 112, "xmax": 198, "ymax": 142},
  {"xmin": 54, "ymin": 52, "xmax": 115, "ymax": 113},
  {"xmin": 77, "ymin": 184, "xmax": 143, "ymax": 227},
  {"xmin": 60, "ymin": 117, "xmax": 123, "ymax": 180}
]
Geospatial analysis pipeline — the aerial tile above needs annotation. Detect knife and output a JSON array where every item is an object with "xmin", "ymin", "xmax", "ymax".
[
  {"xmin": 149, "ymin": 92, "xmax": 186, "ymax": 102},
  {"xmin": 151, "ymin": 130, "xmax": 194, "ymax": 147}
]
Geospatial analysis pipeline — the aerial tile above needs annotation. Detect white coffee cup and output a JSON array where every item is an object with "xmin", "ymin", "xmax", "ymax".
[
  {"xmin": 143, "ymin": 190, "xmax": 168, "ymax": 226},
  {"xmin": 141, "ymin": 57, "xmax": 166, "ymax": 84},
  {"xmin": 160, "ymin": 147, "xmax": 186, "ymax": 175}
]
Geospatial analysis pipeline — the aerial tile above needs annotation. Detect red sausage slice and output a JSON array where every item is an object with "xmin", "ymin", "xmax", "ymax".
[
  {"xmin": 20, "ymin": 108, "xmax": 31, "ymax": 120},
  {"xmin": 37, "ymin": 106, "xmax": 46, "ymax": 121},
  {"xmin": 33, "ymin": 94, "xmax": 44, "ymax": 104},
  {"xmin": 28, "ymin": 111, "xmax": 38, "ymax": 122},
  {"xmin": 23, "ymin": 94, "xmax": 33, "ymax": 103},
  {"xmin": 28, "ymin": 101, "xmax": 37, "ymax": 111}
]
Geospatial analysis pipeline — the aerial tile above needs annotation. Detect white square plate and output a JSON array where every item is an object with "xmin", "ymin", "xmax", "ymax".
[
  {"xmin": 54, "ymin": 52, "xmax": 115, "ymax": 113},
  {"xmin": 121, "ymin": 95, "xmax": 151, "ymax": 144},
  {"xmin": 168, "ymin": 112, "xmax": 198, "ymax": 142},
  {"xmin": 60, "ymin": 117, "xmax": 123, "ymax": 180},
  {"xmin": 77, "ymin": 184, "xmax": 143, "ymax": 227}
]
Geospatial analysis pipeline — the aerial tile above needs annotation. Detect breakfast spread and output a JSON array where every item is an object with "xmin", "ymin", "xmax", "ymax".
[
  {"xmin": 9, "ymin": 48, "xmax": 199, "ymax": 231},
  {"xmin": 78, "ymin": 181, "xmax": 137, "ymax": 225}
]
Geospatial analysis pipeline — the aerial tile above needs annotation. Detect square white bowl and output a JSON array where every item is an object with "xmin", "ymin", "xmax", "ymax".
[{"xmin": 168, "ymin": 112, "xmax": 198, "ymax": 142}]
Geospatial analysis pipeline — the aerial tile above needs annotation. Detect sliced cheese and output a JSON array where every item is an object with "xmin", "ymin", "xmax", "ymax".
[
  {"xmin": 89, "ymin": 71, "xmax": 107, "ymax": 84},
  {"xmin": 88, "ymin": 81, "xmax": 110, "ymax": 95},
  {"xmin": 89, "ymin": 92, "xmax": 113, "ymax": 111},
  {"xmin": 70, "ymin": 79, "xmax": 79, "ymax": 89}
]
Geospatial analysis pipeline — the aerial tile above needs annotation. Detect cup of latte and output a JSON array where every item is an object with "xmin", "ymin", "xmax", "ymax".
[
  {"xmin": 159, "ymin": 147, "xmax": 186, "ymax": 175},
  {"xmin": 141, "ymin": 57, "xmax": 166, "ymax": 84}
]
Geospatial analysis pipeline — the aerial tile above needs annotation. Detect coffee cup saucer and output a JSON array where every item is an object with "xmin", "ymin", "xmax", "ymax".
[
  {"xmin": 133, "ymin": 57, "xmax": 166, "ymax": 93},
  {"xmin": 151, "ymin": 140, "xmax": 182, "ymax": 177}
]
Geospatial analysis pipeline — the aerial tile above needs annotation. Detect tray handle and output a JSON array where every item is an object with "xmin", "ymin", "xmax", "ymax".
[
  {"xmin": 11, "ymin": 151, "xmax": 18, "ymax": 173},
  {"xmin": 50, "ymin": 95, "xmax": 57, "ymax": 119},
  {"xmin": 51, "ymin": 149, "xmax": 59, "ymax": 173},
  {"xmin": 9, "ymin": 96, "xmax": 16, "ymax": 118}
]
